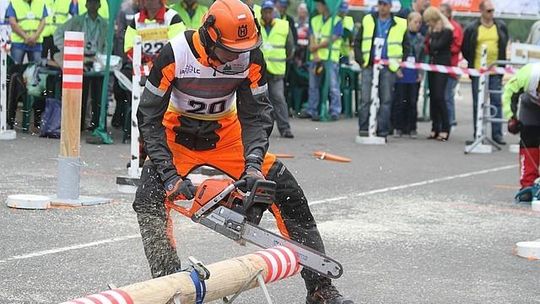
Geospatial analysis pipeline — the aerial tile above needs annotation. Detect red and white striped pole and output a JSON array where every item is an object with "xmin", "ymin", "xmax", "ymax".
[
  {"xmin": 56, "ymin": 31, "xmax": 84, "ymax": 202},
  {"xmin": 60, "ymin": 246, "xmax": 301, "ymax": 304}
]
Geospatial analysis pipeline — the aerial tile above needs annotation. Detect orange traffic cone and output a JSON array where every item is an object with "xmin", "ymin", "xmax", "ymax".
[{"xmin": 313, "ymin": 151, "xmax": 351, "ymax": 163}]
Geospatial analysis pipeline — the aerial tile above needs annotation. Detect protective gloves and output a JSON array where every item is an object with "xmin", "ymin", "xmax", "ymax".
[
  {"xmin": 507, "ymin": 117, "xmax": 522, "ymax": 135},
  {"xmin": 240, "ymin": 163, "xmax": 265, "ymax": 192},
  {"xmin": 164, "ymin": 175, "xmax": 196, "ymax": 201}
]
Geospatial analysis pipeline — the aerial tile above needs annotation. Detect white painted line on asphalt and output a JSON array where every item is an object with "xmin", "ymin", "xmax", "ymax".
[
  {"xmin": 309, "ymin": 164, "xmax": 518, "ymax": 206},
  {"xmin": 0, "ymin": 234, "xmax": 140, "ymax": 264},
  {"xmin": 0, "ymin": 164, "xmax": 517, "ymax": 264}
]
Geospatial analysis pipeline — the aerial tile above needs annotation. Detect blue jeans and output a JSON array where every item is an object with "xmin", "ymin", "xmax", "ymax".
[
  {"xmin": 445, "ymin": 76, "xmax": 458, "ymax": 125},
  {"xmin": 306, "ymin": 61, "xmax": 341, "ymax": 117},
  {"xmin": 359, "ymin": 67, "xmax": 396, "ymax": 136},
  {"xmin": 471, "ymin": 75, "xmax": 503, "ymax": 139},
  {"xmin": 10, "ymin": 44, "xmax": 42, "ymax": 64}
]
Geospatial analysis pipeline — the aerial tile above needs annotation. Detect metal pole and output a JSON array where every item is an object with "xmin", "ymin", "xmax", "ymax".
[
  {"xmin": 0, "ymin": 13, "xmax": 15, "ymax": 140},
  {"xmin": 129, "ymin": 36, "xmax": 142, "ymax": 178}
]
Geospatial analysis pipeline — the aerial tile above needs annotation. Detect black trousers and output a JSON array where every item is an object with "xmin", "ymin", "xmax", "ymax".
[
  {"xmin": 393, "ymin": 82, "xmax": 419, "ymax": 133},
  {"xmin": 41, "ymin": 35, "xmax": 59, "ymax": 60},
  {"xmin": 521, "ymin": 125, "xmax": 540, "ymax": 148},
  {"xmin": 428, "ymin": 71, "xmax": 449, "ymax": 134},
  {"xmin": 132, "ymin": 160, "xmax": 330, "ymax": 293},
  {"xmin": 82, "ymin": 75, "xmax": 104, "ymax": 130}
]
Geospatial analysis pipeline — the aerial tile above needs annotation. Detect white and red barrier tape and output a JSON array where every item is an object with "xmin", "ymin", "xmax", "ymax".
[
  {"xmin": 59, "ymin": 289, "xmax": 133, "ymax": 304},
  {"xmin": 375, "ymin": 59, "xmax": 516, "ymax": 76},
  {"xmin": 62, "ymin": 32, "xmax": 85, "ymax": 90},
  {"xmin": 254, "ymin": 246, "xmax": 302, "ymax": 283}
]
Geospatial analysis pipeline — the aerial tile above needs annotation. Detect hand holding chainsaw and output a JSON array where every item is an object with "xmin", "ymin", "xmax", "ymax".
[{"xmin": 164, "ymin": 175, "xmax": 197, "ymax": 201}]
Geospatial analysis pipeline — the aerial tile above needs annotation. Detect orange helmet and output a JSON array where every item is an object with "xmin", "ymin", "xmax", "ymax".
[{"xmin": 200, "ymin": 0, "xmax": 261, "ymax": 53}]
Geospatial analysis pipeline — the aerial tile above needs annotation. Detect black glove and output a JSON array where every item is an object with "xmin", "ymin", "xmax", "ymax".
[
  {"xmin": 164, "ymin": 175, "xmax": 196, "ymax": 201},
  {"xmin": 240, "ymin": 164, "xmax": 265, "ymax": 192},
  {"xmin": 507, "ymin": 117, "xmax": 522, "ymax": 135}
]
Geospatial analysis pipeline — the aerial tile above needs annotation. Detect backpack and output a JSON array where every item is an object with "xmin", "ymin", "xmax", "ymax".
[{"xmin": 40, "ymin": 98, "xmax": 61, "ymax": 138}]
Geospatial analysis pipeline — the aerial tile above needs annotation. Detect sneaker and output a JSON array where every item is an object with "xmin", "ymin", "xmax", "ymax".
[
  {"xmin": 515, "ymin": 187, "xmax": 535, "ymax": 203},
  {"xmin": 330, "ymin": 114, "xmax": 339, "ymax": 121},
  {"xmin": 393, "ymin": 129, "xmax": 402, "ymax": 138},
  {"xmin": 410, "ymin": 130, "xmax": 418, "ymax": 139},
  {"xmin": 358, "ymin": 130, "xmax": 368, "ymax": 137},
  {"xmin": 281, "ymin": 130, "xmax": 294, "ymax": 138},
  {"xmin": 306, "ymin": 284, "xmax": 354, "ymax": 304}
]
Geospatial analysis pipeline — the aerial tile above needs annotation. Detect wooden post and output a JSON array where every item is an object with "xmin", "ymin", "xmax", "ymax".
[
  {"xmin": 60, "ymin": 246, "xmax": 301, "ymax": 304},
  {"xmin": 57, "ymin": 31, "xmax": 84, "ymax": 200}
]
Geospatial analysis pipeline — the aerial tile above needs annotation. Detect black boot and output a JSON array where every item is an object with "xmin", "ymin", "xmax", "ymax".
[{"xmin": 306, "ymin": 283, "xmax": 355, "ymax": 304}]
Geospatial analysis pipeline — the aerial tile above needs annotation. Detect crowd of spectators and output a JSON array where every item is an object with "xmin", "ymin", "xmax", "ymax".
[{"xmin": 0, "ymin": 0, "xmax": 526, "ymax": 145}]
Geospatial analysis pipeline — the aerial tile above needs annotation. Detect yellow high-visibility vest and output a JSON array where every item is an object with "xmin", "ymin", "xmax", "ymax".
[
  {"xmin": 340, "ymin": 15, "xmax": 354, "ymax": 58},
  {"xmin": 10, "ymin": 0, "xmax": 47, "ymax": 43},
  {"xmin": 261, "ymin": 18, "xmax": 289, "ymax": 75},
  {"xmin": 310, "ymin": 14, "xmax": 342, "ymax": 63},
  {"xmin": 42, "ymin": 0, "xmax": 72, "ymax": 37},
  {"xmin": 170, "ymin": 3, "xmax": 208, "ymax": 30},
  {"xmin": 361, "ymin": 14, "xmax": 406, "ymax": 71}
]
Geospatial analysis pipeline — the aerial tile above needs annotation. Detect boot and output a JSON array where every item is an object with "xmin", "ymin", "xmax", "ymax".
[
  {"xmin": 519, "ymin": 147, "xmax": 540, "ymax": 188},
  {"xmin": 306, "ymin": 283, "xmax": 355, "ymax": 304}
]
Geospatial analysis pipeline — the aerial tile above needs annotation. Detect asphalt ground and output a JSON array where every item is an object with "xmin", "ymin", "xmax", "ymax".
[{"xmin": 0, "ymin": 83, "xmax": 539, "ymax": 304}]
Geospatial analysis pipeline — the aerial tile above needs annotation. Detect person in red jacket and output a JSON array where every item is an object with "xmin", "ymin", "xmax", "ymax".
[{"xmin": 440, "ymin": 3, "xmax": 462, "ymax": 127}]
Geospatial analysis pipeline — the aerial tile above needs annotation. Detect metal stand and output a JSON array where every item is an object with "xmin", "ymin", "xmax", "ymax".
[
  {"xmin": 0, "ymin": 22, "xmax": 16, "ymax": 140},
  {"xmin": 465, "ymin": 45, "xmax": 500, "ymax": 154},
  {"xmin": 222, "ymin": 269, "xmax": 273, "ymax": 304},
  {"xmin": 356, "ymin": 38, "xmax": 386, "ymax": 145},
  {"xmin": 117, "ymin": 36, "xmax": 142, "ymax": 193}
]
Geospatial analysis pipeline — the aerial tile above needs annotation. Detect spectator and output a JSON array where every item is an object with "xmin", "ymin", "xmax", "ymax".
[
  {"xmin": 54, "ymin": 0, "xmax": 108, "ymax": 131},
  {"xmin": 462, "ymin": 0, "xmax": 508, "ymax": 145},
  {"xmin": 526, "ymin": 20, "xmax": 540, "ymax": 45},
  {"xmin": 354, "ymin": 0, "xmax": 408, "ymax": 138},
  {"xmin": 440, "ymin": 2, "xmax": 462, "ymax": 127},
  {"xmin": 298, "ymin": 0, "xmax": 343, "ymax": 121},
  {"xmin": 393, "ymin": 11, "xmax": 424, "ymax": 138},
  {"xmin": 423, "ymin": 6, "xmax": 453, "ymax": 141},
  {"xmin": 77, "ymin": 0, "xmax": 109, "ymax": 18},
  {"xmin": 260, "ymin": 0, "xmax": 294, "ymax": 138},
  {"xmin": 414, "ymin": 0, "xmax": 430, "ymax": 35},
  {"xmin": 111, "ymin": 0, "xmax": 139, "ymax": 129},
  {"xmin": 294, "ymin": 2, "xmax": 309, "ymax": 65},
  {"xmin": 42, "ymin": 0, "xmax": 77, "ymax": 60},
  {"xmin": 7, "ymin": 0, "xmax": 48, "ymax": 131},
  {"xmin": 338, "ymin": 0, "xmax": 354, "ymax": 64},
  {"xmin": 276, "ymin": 0, "xmax": 298, "ymax": 43},
  {"xmin": 171, "ymin": 0, "xmax": 208, "ymax": 30}
]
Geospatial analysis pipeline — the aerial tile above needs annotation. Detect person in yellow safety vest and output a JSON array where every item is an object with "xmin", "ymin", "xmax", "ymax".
[
  {"xmin": 6, "ymin": 0, "xmax": 48, "ymax": 64},
  {"xmin": 338, "ymin": 0, "xmax": 353, "ymax": 64},
  {"xmin": 298, "ymin": 0, "xmax": 343, "ymax": 121},
  {"xmin": 260, "ymin": 0, "xmax": 294, "ymax": 138},
  {"xmin": 41, "ymin": 0, "xmax": 77, "ymax": 59},
  {"xmin": 170, "ymin": 0, "xmax": 208, "ymax": 30},
  {"xmin": 502, "ymin": 63, "xmax": 540, "ymax": 203},
  {"xmin": 124, "ymin": 0, "xmax": 184, "ymax": 75},
  {"xmin": 353, "ymin": 0, "xmax": 408, "ymax": 138},
  {"xmin": 77, "ymin": 0, "xmax": 109, "ymax": 18}
]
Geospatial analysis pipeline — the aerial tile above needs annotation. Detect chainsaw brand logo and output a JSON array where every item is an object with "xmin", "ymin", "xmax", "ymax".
[{"xmin": 238, "ymin": 24, "xmax": 248, "ymax": 38}]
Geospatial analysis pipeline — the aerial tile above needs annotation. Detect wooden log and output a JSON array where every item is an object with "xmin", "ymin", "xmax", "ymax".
[{"xmin": 60, "ymin": 246, "xmax": 301, "ymax": 304}]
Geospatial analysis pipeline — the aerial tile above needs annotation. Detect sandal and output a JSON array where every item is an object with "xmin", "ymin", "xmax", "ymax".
[
  {"xmin": 427, "ymin": 132, "xmax": 438, "ymax": 139},
  {"xmin": 437, "ymin": 132, "xmax": 449, "ymax": 142}
]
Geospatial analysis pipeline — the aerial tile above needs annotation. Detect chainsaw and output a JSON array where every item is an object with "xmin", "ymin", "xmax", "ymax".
[{"xmin": 167, "ymin": 178, "xmax": 343, "ymax": 279}]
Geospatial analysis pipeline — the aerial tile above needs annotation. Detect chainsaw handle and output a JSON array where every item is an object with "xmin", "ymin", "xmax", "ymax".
[{"xmin": 233, "ymin": 179, "xmax": 247, "ymax": 188}]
